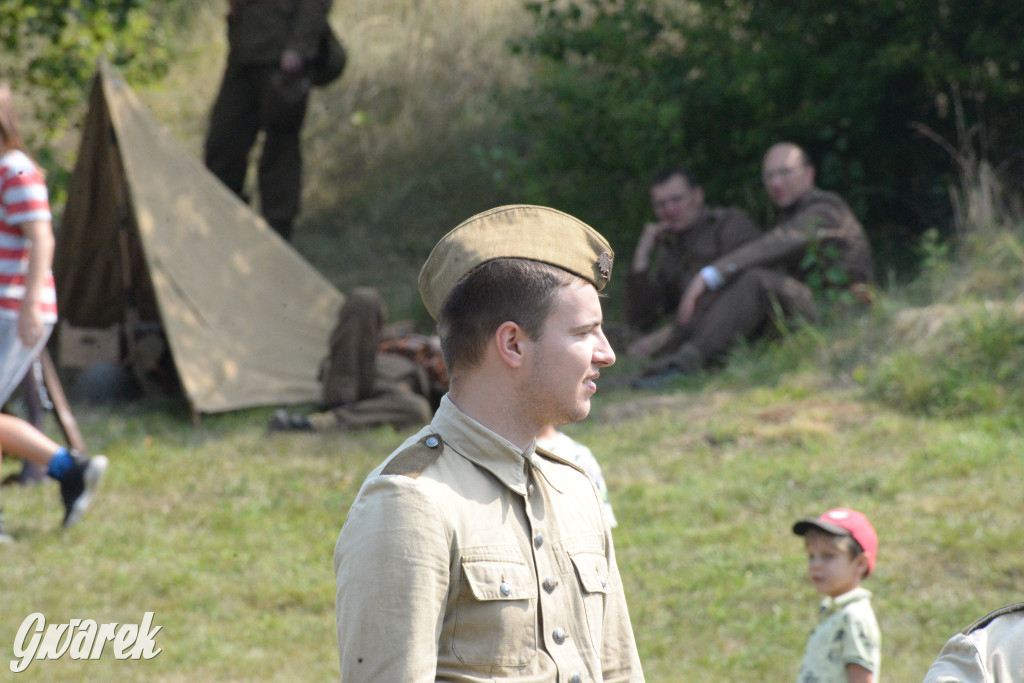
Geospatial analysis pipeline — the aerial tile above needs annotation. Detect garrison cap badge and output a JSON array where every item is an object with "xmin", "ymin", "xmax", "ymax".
[{"xmin": 418, "ymin": 204, "xmax": 615, "ymax": 320}]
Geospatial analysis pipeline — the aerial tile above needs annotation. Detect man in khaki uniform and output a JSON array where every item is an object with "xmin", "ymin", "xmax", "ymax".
[
  {"xmin": 642, "ymin": 142, "xmax": 874, "ymax": 380},
  {"xmin": 204, "ymin": 0, "xmax": 331, "ymax": 240},
  {"xmin": 334, "ymin": 205, "xmax": 644, "ymax": 682},
  {"xmin": 923, "ymin": 602, "xmax": 1024, "ymax": 682},
  {"xmin": 623, "ymin": 166, "xmax": 760, "ymax": 365}
]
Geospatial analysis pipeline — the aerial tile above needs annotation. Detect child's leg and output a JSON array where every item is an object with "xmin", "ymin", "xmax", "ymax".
[{"xmin": 0, "ymin": 413, "xmax": 63, "ymax": 467}]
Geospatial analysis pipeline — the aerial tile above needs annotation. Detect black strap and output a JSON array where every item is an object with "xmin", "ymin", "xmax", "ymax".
[{"xmin": 963, "ymin": 602, "xmax": 1024, "ymax": 635}]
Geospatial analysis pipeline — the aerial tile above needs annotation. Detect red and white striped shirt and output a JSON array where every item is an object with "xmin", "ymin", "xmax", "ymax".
[{"xmin": 0, "ymin": 150, "xmax": 57, "ymax": 322}]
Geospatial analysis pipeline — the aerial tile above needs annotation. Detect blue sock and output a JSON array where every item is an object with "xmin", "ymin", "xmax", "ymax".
[{"xmin": 47, "ymin": 448, "xmax": 74, "ymax": 480}]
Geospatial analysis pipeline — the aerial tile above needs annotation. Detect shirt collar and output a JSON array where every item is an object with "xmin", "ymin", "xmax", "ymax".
[
  {"xmin": 430, "ymin": 396, "xmax": 531, "ymax": 495},
  {"xmin": 820, "ymin": 586, "xmax": 872, "ymax": 615}
]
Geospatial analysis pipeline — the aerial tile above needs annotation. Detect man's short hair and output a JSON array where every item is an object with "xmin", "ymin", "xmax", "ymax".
[
  {"xmin": 438, "ymin": 258, "xmax": 579, "ymax": 377},
  {"xmin": 651, "ymin": 165, "xmax": 699, "ymax": 189}
]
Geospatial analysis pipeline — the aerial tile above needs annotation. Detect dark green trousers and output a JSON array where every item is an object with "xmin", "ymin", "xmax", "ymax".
[{"xmin": 204, "ymin": 62, "xmax": 308, "ymax": 240}]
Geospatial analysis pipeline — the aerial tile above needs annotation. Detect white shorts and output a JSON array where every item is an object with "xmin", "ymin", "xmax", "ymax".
[{"xmin": 0, "ymin": 316, "xmax": 54, "ymax": 405}]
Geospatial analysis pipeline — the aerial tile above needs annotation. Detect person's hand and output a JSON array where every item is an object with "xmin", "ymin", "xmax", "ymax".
[
  {"xmin": 631, "ymin": 221, "xmax": 671, "ymax": 272},
  {"xmin": 676, "ymin": 275, "xmax": 707, "ymax": 326},
  {"xmin": 280, "ymin": 49, "xmax": 303, "ymax": 76},
  {"xmin": 17, "ymin": 300, "xmax": 43, "ymax": 348},
  {"xmin": 627, "ymin": 325, "xmax": 674, "ymax": 358}
]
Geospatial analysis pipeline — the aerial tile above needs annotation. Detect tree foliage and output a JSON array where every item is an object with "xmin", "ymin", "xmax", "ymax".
[
  {"xmin": 0, "ymin": 0, "xmax": 179, "ymax": 148},
  {"xmin": 498, "ymin": 0, "xmax": 1024, "ymax": 272},
  {"xmin": 0, "ymin": 0, "xmax": 191, "ymax": 204}
]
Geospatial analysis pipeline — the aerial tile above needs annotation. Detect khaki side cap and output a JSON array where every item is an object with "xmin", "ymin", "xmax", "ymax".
[{"xmin": 417, "ymin": 204, "xmax": 615, "ymax": 319}]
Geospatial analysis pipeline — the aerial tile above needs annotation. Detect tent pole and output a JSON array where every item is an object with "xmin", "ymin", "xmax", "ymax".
[{"xmin": 39, "ymin": 349, "xmax": 87, "ymax": 453}]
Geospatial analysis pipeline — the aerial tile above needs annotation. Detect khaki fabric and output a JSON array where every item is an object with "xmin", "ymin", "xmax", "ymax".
[
  {"xmin": 334, "ymin": 397, "xmax": 644, "ymax": 682},
  {"xmin": 418, "ymin": 204, "xmax": 615, "ymax": 320},
  {"xmin": 924, "ymin": 605, "xmax": 1024, "ymax": 683},
  {"xmin": 53, "ymin": 61, "xmax": 344, "ymax": 414}
]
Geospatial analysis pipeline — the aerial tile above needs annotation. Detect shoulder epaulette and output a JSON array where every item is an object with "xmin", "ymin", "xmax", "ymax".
[
  {"xmin": 964, "ymin": 602, "xmax": 1024, "ymax": 635},
  {"xmin": 380, "ymin": 433, "xmax": 444, "ymax": 479}
]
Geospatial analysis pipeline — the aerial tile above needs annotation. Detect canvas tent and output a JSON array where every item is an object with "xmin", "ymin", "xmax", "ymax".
[{"xmin": 53, "ymin": 60, "xmax": 344, "ymax": 415}]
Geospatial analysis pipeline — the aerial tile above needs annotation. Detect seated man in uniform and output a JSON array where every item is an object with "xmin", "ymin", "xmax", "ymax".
[
  {"xmin": 622, "ymin": 165, "xmax": 760, "ymax": 364},
  {"xmin": 639, "ymin": 142, "xmax": 874, "ymax": 382},
  {"xmin": 269, "ymin": 287, "xmax": 445, "ymax": 432}
]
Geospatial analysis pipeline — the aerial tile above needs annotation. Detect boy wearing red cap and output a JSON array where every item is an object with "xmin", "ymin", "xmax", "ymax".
[{"xmin": 792, "ymin": 508, "xmax": 881, "ymax": 683}]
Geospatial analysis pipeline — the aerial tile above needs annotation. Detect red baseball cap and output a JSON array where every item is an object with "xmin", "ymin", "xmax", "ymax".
[{"xmin": 793, "ymin": 508, "xmax": 878, "ymax": 575}]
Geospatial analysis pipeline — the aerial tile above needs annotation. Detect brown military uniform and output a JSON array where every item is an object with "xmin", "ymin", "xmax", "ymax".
[
  {"xmin": 204, "ymin": 0, "xmax": 331, "ymax": 240},
  {"xmin": 626, "ymin": 206, "xmax": 761, "ymax": 332},
  {"xmin": 645, "ymin": 188, "xmax": 873, "ymax": 374},
  {"xmin": 625, "ymin": 206, "xmax": 761, "ymax": 335},
  {"xmin": 312, "ymin": 287, "xmax": 437, "ymax": 430}
]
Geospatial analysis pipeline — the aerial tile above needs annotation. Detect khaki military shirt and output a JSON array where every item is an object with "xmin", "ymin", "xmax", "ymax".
[
  {"xmin": 334, "ymin": 396, "xmax": 644, "ymax": 682},
  {"xmin": 625, "ymin": 207, "xmax": 760, "ymax": 332},
  {"xmin": 923, "ymin": 603, "xmax": 1024, "ymax": 682},
  {"xmin": 710, "ymin": 188, "xmax": 874, "ymax": 290}
]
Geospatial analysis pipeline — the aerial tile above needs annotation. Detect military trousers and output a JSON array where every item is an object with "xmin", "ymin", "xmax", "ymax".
[
  {"xmin": 315, "ymin": 288, "xmax": 432, "ymax": 430},
  {"xmin": 657, "ymin": 266, "xmax": 819, "ymax": 369},
  {"xmin": 204, "ymin": 62, "xmax": 308, "ymax": 240}
]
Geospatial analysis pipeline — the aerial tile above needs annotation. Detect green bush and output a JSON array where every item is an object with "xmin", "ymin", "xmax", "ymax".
[
  {"xmin": 866, "ymin": 306, "xmax": 1024, "ymax": 422},
  {"xmin": 496, "ymin": 0, "xmax": 1024, "ymax": 274}
]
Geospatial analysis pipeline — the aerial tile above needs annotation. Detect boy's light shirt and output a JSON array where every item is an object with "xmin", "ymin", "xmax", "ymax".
[
  {"xmin": 536, "ymin": 430, "xmax": 618, "ymax": 528},
  {"xmin": 797, "ymin": 587, "xmax": 881, "ymax": 683}
]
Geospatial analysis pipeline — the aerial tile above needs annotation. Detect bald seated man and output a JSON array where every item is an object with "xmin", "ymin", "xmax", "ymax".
[
  {"xmin": 334, "ymin": 205, "xmax": 644, "ymax": 682},
  {"xmin": 639, "ymin": 142, "xmax": 874, "ymax": 382}
]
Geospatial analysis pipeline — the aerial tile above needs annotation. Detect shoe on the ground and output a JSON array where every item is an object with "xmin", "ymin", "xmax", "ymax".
[
  {"xmin": 630, "ymin": 365, "xmax": 688, "ymax": 389},
  {"xmin": 269, "ymin": 410, "xmax": 313, "ymax": 432},
  {"xmin": 60, "ymin": 452, "xmax": 109, "ymax": 528},
  {"xmin": 0, "ymin": 507, "xmax": 12, "ymax": 543}
]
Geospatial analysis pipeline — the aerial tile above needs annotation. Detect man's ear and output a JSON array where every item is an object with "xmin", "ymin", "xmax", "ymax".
[{"xmin": 494, "ymin": 321, "xmax": 528, "ymax": 369}]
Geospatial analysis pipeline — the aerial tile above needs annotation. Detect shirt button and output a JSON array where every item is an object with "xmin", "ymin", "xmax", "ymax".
[
  {"xmin": 542, "ymin": 577, "xmax": 558, "ymax": 593},
  {"xmin": 425, "ymin": 435, "xmax": 439, "ymax": 448},
  {"xmin": 527, "ymin": 483, "xmax": 535, "ymax": 495},
  {"xmin": 552, "ymin": 627, "xmax": 566, "ymax": 644},
  {"xmin": 569, "ymin": 673, "xmax": 582, "ymax": 683},
  {"xmin": 534, "ymin": 533, "xmax": 544, "ymax": 548},
  {"xmin": 499, "ymin": 581, "xmax": 512, "ymax": 597}
]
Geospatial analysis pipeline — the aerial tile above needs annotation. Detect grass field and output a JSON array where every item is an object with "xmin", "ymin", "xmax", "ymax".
[
  {"xmin": 2, "ymin": 0, "xmax": 1023, "ymax": 680},
  {"xmin": 2, "ymin": 277, "xmax": 1023, "ymax": 681}
]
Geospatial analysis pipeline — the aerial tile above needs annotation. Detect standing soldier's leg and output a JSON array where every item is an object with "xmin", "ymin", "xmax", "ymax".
[
  {"xmin": 258, "ymin": 75, "xmax": 309, "ymax": 240},
  {"xmin": 204, "ymin": 64, "xmax": 261, "ymax": 200}
]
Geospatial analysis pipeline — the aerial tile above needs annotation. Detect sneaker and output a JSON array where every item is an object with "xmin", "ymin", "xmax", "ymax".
[
  {"xmin": 60, "ymin": 452, "xmax": 109, "ymax": 528},
  {"xmin": 0, "ymin": 508, "xmax": 12, "ymax": 543},
  {"xmin": 269, "ymin": 410, "xmax": 313, "ymax": 432}
]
